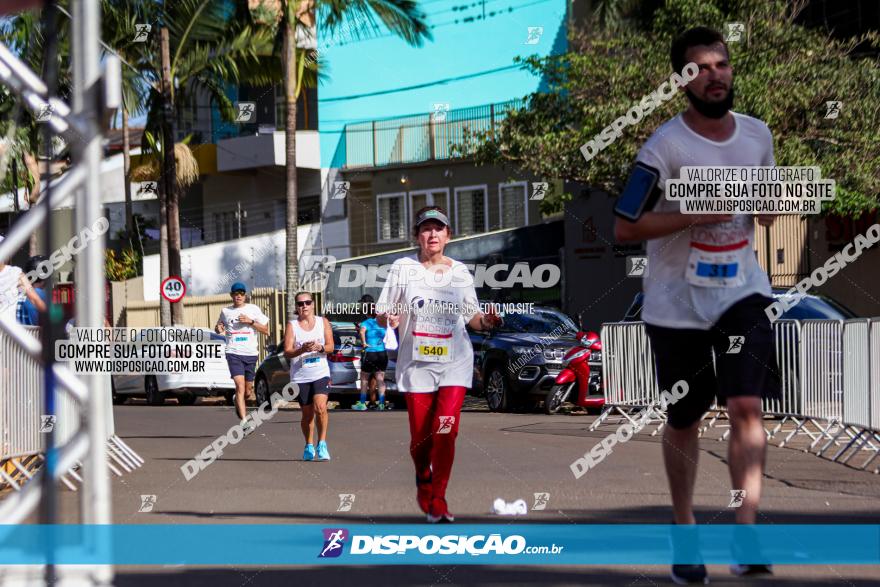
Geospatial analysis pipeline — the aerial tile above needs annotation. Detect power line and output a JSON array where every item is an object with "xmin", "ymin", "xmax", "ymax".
[
  {"xmin": 318, "ymin": 64, "xmax": 526, "ymax": 103},
  {"xmin": 329, "ymin": 0, "xmax": 554, "ymax": 48}
]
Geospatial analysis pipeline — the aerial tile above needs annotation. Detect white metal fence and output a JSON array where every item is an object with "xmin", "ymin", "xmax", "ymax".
[
  {"xmin": 0, "ymin": 324, "xmax": 142, "ymax": 494},
  {"xmin": 872, "ymin": 318, "xmax": 880, "ymax": 431},
  {"xmin": 0, "ymin": 327, "xmax": 43, "ymax": 462},
  {"xmin": 599, "ymin": 318, "xmax": 879, "ymax": 471},
  {"xmin": 801, "ymin": 319, "xmax": 844, "ymax": 423}
]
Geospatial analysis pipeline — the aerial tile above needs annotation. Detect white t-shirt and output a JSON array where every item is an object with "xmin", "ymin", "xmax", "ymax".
[
  {"xmin": 377, "ymin": 255, "xmax": 479, "ymax": 393},
  {"xmin": 217, "ymin": 303, "xmax": 269, "ymax": 356},
  {"xmin": 0, "ymin": 265, "xmax": 22, "ymax": 323},
  {"xmin": 636, "ymin": 112, "xmax": 774, "ymax": 330},
  {"xmin": 288, "ymin": 316, "xmax": 331, "ymax": 383}
]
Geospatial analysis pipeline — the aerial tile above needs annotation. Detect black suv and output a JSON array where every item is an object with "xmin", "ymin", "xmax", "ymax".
[
  {"xmin": 622, "ymin": 289, "xmax": 857, "ymax": 322},
  {"xmin": 469, "ymin": 306, "xmax": 583, "ymax": 412}
]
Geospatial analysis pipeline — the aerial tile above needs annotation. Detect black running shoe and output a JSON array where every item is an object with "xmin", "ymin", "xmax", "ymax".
[
  {"xmin": 730, "ymin": 525, "xmax": 773, "ymax": 578},
  {"xmin": 730, "ymin": 563, "xmax": 773, "ymax": 577},
  {"xmin": 671, "ymin": 564, "xmax": 709, "ymax": 585},
  {"xmin": 670, "ymin": 522, "xmax": 708, "ymax": 584}
]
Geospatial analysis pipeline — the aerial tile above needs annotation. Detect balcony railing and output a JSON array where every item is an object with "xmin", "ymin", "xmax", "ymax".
[{"xmin": 342, "ymin": 99, "xmax": 524, "ymax": 169}]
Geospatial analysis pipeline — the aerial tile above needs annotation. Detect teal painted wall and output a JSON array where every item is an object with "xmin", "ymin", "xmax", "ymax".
[{"xmin": 317, "ymin": 0, "xmax": 568, "ymax": 167}]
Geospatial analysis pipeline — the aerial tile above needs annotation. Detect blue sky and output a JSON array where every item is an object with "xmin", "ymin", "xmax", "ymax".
[{"xmin": 317, "ymin": 0, "xmax": 568, "ymax": 166}]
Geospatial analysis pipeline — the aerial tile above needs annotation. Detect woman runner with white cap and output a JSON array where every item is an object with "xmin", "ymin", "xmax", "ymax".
[{"xmin": 377, "ymin": 206, "xmax": 501, "ymax": 522}]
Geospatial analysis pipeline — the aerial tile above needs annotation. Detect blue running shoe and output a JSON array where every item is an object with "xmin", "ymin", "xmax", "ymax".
[
  {"xmin": 316, "ymin": 440, "xmax": 331, "ymax": 461},
  {"xmin": 303, "ymin": 444, "xmax": 316, "ymax": 461}
]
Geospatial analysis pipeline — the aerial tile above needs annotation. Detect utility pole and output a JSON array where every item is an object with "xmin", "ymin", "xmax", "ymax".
[
  {"xmin": 237, "ymin": 201, "xmax": 242, "ymax": 238},
  {"xmin": 122, "ymin": 106, "xmax": 133, "ymax": 240},
  {"xmin": 11, "ymin": 158, "xmax": 19, "ymax": 213},
  {"xmin": 283, "ymin": 8, "xmax": 299, "ymax": 319},
  {"xmin": 160, "ymin": 27, "xmax": 182, "ymax": 325}
]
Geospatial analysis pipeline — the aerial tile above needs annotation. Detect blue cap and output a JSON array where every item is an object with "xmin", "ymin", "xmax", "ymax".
[{"xmin": 230, "ymin": 282, "xmax": 247, "ymax": 293}]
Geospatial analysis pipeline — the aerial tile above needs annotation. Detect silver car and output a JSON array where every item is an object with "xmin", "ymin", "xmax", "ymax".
[
  {"xmin": 254, "ymin": 321, "xmax": 402, "ymax": 407},
  {"xmin": 111, "ymin": 328, "xmax": 234, "ymax": 405}
]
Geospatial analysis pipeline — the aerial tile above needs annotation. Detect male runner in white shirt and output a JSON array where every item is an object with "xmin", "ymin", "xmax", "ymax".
[{"xmin": 615, "ymin": 26, "xmax": 778, "ymax": 584}]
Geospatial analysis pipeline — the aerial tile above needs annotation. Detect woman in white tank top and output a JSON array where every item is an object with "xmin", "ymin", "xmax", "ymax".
[{"xmin": 283, "ymin": 292, "xmax": 334, "ymax": 461}]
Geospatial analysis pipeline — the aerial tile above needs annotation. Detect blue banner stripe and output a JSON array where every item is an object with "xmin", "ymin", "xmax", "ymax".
[{"xmin": 1, "ymin": 525, "xmax": 878, "ymax": 565}]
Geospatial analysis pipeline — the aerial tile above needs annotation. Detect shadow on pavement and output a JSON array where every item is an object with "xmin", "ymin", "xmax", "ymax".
[
  {"xmin": 153, "ymin": 505, "xmax": 880, "ymax": 524},
  {"xmin": 114, "ymin": 565, "xmax": 880, "ymax": 586}
]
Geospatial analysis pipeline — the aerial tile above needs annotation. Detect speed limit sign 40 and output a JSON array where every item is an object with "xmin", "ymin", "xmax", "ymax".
[{"xmin": 161, "ymin": 276, "xmax": 187, "ymax": 303}]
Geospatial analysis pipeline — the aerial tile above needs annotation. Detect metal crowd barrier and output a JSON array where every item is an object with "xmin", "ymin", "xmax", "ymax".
[
  {"xmin": 591, "ymin": 321, "xmax": 663, "ymax": 433},
  {"xmin": 0, "ymin": 324, "xmax": 143, "ymax": 496},
  {"xmin": 599, "ymin": 318, "xmax": 879, "ymax": 471}
]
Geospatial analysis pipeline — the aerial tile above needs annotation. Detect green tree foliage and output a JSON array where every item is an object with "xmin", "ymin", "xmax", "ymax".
[
  {"xmin": 467, "ymin": 0, "xmax": 880, "ymax": 216},
  {"xmin": 105, "ymin": 247, "xmax": 142, "ymax": 281},
  {"xmin": 0, "ymin": 6, "xmax": 72, "ymax": 204}
]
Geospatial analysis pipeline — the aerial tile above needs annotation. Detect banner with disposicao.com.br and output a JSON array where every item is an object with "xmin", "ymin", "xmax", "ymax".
[{"xmin": 1, "ymin": 525, "xmax": 878, "ymax": 565}]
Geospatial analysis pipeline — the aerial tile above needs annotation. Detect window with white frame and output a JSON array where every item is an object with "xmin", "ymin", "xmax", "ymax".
[
  {"xmin": 409, "ymin": 188, "xmax": 450, "ymax": 218},
  {"xmin": 377, "ymin": 193, "xmax": 407, "ymax": 241},
  {"xmin": 499, "ymin": 182, "xmax": 528, "ymax": 228},
  {"xmin": 454, "ymin": 186, "xmax": 487, "ymax": 235}
]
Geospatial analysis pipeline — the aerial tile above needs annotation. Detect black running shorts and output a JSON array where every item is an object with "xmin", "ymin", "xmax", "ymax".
[
  {"xmin": 644, "ymin": 293, "xmax": 782, "ymax": 429},
  {"xmin": 361, "ymin": 351, "xmax": 388, "ymax": 374},
  {"xmin": 295, "ymin": 377, "xmax": 330, "ymax": 407}
]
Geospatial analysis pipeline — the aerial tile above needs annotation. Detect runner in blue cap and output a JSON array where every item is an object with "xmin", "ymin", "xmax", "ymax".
[{"xmin": 215, "ymin": 282, "xmax": 270, "ymax": 431}]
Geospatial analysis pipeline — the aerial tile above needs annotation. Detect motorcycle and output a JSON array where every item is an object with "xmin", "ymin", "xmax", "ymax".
[{"xmin": 544, "ymin": 330, "xmax": 603, "ymax": 415}]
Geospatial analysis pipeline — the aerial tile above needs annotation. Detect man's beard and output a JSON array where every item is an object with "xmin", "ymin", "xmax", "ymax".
[{"xmin": 685, "ymin": 86, "xmax": 734, "ymax": 119}]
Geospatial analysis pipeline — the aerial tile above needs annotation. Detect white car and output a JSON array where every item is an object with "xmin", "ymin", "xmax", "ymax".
[{"xmin": 111, "ymin": 328, "xmax": 234, "ymax": 405}]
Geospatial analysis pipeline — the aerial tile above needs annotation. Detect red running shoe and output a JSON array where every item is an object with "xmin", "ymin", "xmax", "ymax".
[
  {"xmin": 416, "ymin": 473, "xmax": 432, "ymax": 514},
  {"xmin": 426, "ymin": 497, "xmax": 454, "ymax": 523}
]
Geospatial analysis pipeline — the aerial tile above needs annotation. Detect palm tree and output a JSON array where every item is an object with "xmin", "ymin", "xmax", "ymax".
[
  {"xmin": 0, "ymin": 7, "xmax": 72, "ymax": 255},
  {"xmin": 109, "ymin": 0, "xmax": 274, "ymax": 325},
  {"xmin": 585, "ymin": 0, "xmax": 660, "ymax": 31},
  {"xmin": 100, "ymin": 0, "xmax": 154, "ymax": 245},
  {"xmin": 257, "ymin": 0, "xmax": 430, "ymax": 319}
]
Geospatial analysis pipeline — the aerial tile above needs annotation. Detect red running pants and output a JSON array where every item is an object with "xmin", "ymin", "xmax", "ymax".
[{"xmin": 406, "ymin": 386, "xmax": 467, "ymax": 501}]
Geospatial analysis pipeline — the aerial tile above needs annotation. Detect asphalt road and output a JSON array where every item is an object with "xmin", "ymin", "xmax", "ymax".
[{"xmin": 55, "ymin": 397, "xmax": 880, "ymax": 586}]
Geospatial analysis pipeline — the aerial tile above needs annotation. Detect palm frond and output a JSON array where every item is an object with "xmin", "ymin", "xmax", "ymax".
[{"xmin": 317, "ymin": 0, "xmax": 431, "ymax": 47}]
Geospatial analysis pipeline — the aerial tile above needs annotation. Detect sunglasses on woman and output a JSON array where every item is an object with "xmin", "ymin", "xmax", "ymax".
[{"xmin": 296, "ymin": 299, "xmax": 313, "ymax": 307}]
